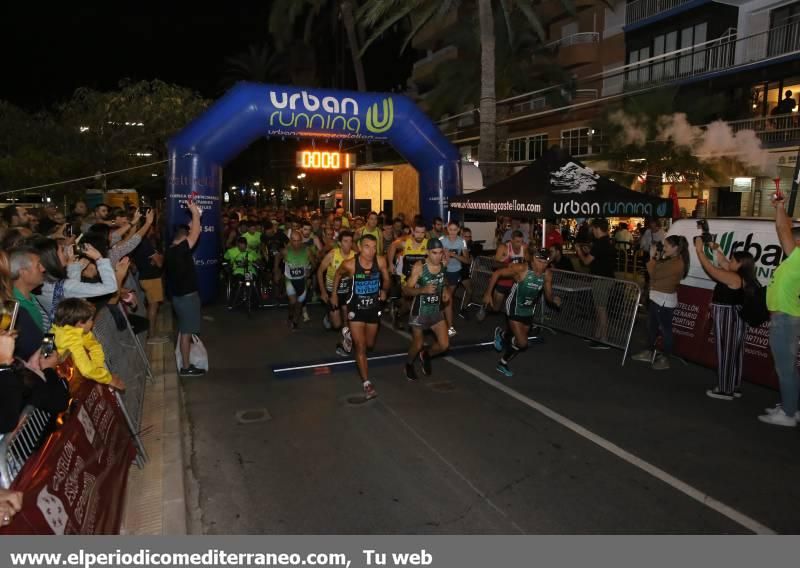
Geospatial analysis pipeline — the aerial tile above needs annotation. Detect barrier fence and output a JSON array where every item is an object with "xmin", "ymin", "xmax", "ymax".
[
  {"xmin": 536, "ymin": 269, "xmax": 641, "ymax": 364},
  {"xmin": 0, "ymin": 303, "xmax": 151, "ymax": 490},
  {"xmin": 458, "ymin": 256, "xmax": 641, "ymax": 363}
]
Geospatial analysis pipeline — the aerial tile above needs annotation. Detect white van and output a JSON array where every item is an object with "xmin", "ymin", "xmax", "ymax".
[{"xmin": 665, "ymin": 217, "xmax": 798, "ymax": 389}]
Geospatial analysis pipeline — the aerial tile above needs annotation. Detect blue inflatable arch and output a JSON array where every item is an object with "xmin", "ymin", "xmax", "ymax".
[{"xmin": 166, "ymin": 82, "xmax": 462, "ymax": 302}]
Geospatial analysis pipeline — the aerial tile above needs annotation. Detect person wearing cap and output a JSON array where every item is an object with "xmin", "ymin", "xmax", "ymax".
[
  {"xmin": 482, "ymin": 248, "xmax": 560, "ymax": 377},
  {"xmin": 403, "ymin": 238, "xmax": 450, "ymax": 381}
]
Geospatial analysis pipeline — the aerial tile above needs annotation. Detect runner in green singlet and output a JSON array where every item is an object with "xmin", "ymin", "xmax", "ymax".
[
  {"xmin": 274, "ymin": 231, "xmax": 312, "ymax": 329},
  {"xmin": 483, "ymin": 248, "xmax": 561, "ymax": 377},
  {"xmin": 403, "ymin": 239, "xmax": 450, "ymax": 381}
]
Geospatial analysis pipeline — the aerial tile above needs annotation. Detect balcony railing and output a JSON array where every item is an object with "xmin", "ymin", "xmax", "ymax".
[
  {"xmin": 625, "ymin": 0, "xmax": 694, "ymax": 26},
  {"xmin": 624, "ymin": 19, "xmax": 800, "ymax": 90},
  {"xmin": 727, "ymin": 113, "xmax": 800, "ymax": 145},
  {"xmin": 545, "ymin": 32, "xmax": 600, "ymax": 49}
]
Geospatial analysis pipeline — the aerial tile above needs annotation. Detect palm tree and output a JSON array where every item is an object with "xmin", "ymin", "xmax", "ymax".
[
  {"xmin": 268, "ymin": 0, "xmax": 368, "ymax": 92},
  {"xmin": 221, "ymin": 44, "xmax": 285, "ymax": 92},
  {"xmin": 358, "ymin": 0, "xmax": 573, "ymax": 183}
]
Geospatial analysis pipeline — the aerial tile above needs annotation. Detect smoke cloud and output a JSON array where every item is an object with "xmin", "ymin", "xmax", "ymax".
[{"xmin": 611, "ymin": 111, "xmax": 773, "ymax": 175}]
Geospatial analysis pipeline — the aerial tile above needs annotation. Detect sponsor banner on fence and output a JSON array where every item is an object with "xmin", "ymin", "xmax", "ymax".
[
  {"xmin": 670, "ymin": 285, "xmax": 799, "ymax": 389},
  {"xmin": 0, "ymin": 381, "xmax": 135, "ymax": 535}
]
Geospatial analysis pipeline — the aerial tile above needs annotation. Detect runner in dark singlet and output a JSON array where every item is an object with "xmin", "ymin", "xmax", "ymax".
[
  {"xmin": 331, "ymin": 234, "xmax": 391, "ymax": 400},
  {"xmin": 483, "ymin": 248, "xmax": 560, "ymax": 377},
  {"xmin": 403, "ymin": 239, "xmax": 450, "ymax": 380}
]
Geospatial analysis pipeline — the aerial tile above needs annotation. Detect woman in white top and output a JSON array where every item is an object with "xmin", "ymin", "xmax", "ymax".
[{"xmin": 33, "ymin": 238, "xmax": 118, "ymax": 329}]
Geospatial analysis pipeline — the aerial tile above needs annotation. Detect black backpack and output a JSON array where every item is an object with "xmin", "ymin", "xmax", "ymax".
[{"xmin": 739, "ymin": 281, "xmax": 770, "ymax": 328}]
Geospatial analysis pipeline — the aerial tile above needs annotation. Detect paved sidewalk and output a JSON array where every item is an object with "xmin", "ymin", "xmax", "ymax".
[{"xmin": 122, "ymin": 309, "xmax": 187, "ymax": 535}]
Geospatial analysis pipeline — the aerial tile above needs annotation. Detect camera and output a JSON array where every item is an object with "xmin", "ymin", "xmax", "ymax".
[
  {"xmin": 139, "ymin": 206, "xmax": 152, "ymax": 216},
  {"xmin": 696, "ymin": 219, "xmax": 717, "ymax": 244},
  {"xmin": 41, "ymin": 333, "xmax": 56, "ymax": 359},
  {"xmin": 64, "ymin": 223, "xmax": 73, "ymax": 238}
]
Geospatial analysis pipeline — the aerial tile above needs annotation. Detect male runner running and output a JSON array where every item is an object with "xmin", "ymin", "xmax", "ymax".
[
  {"xmin": 318, "ymin": 230, "xmax": 356, "ymax": 355},
  {"xmin": 482, "ymin": 248, "xmax": 560, "ymax": 377},
  {"xmin": 387, "ymin": 223, "xmax": 428, "ymax": 329},
  {"xmin": 485, "ymin": 230, "xmax": 528, "ymax": 315},
  {"xmin": 403, "ymin": 239, "xmax": 450, "ymax": 381},
  {"xmin": 331, "ymin": 235, "xmax": 391, "ymax": 400},
  {"xmin": 274, "ymin": 231, "xmax": 313, "ymax": 329}
]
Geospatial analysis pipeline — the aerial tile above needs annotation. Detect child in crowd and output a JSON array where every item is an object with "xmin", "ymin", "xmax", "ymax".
[{"xmin": 50, "ymin": 298, "xmax": 125, "ymax": 390}]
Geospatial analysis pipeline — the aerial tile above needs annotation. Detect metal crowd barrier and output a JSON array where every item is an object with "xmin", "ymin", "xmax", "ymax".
[
  {"xmin": 535, "ymin": 269, "xmax": 641, "ymax": 364},
  {"xmin": 90, "ymin": 304, "xmax": 151, "ymax": 464},
  {"xmin": 458, "ymin": 256, "xmax": 496, "ymax": 314},
  {"xmin": 0, "ymin": 407, "xmax": 52, "ymax": 489}
]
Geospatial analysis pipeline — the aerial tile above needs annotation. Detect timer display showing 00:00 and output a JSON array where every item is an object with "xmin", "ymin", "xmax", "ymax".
[{"xmin": 299, "ymin": 151, "xmax": 353, "ymax": 170}]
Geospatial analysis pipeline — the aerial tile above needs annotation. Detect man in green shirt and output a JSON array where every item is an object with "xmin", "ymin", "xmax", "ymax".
[
  {"xmin": 759, "ymin": 194, "xmax": 800, "ymax": 427},
  {"xmin": 9, "ymin": 247, "xmax": 46, "ymax": 332},
  {"xmin": 243, "ymin": 221, "xmax": 262, "ymax": 253},
  {"xmin": 224, "ymin": 237, "xmax": 260, "ymax": 310}
]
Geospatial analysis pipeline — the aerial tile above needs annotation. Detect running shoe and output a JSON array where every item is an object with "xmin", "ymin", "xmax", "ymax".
[
  {"xmin": 322, "ymin": 313, "xmax": 332, "ymax": 330},
  {"xmin": 363, "ymin": 380, "xmax": 378, "ymax": 400},
  {"xmin": 706, "ymin": 387, "xmax": 734, "ymax": 401},
  {"xmin": 448, "ymin": 327, "xmax": 457, "ymax": 338},
  {"xmin": 342, "ymin": 327, "xmax": 353, "ymax": 352},
  {"xmin": 302, "ymin": 307, "xmax": 311, "ymax": 322},
  {"xmin": 496, "ymin": 362, "xmax": 514, "ymax": 377},
  {"xmin": 335, "ymin": 345, "xmax": 349, "ymax": 358},
  {"xmin": 179, "ymin": 365, "xmax": 205, "ymax": 377},
  {"xmin": 419, "ymin": 350, "xmax": 432, "ymax": 376},
  {"xmin": 476, "ymin": 304, "xmax": 487, "ymax": 322},
  {"xmin": 493, "ymin": 327, "xmax": 504, "ymax": 352},
  {"xmin": 630, "ymin": 350, "xmax": 653, "ymax": 363},
  {"xmin": 763, "ymin": 404, "xmax": 800, "ymax": 419},
  {"xmin": 652, "ymin": 354, "xmax": 670, "ymax": 370},
  {"xmin": 757, "ymin": 412, "xmax": 797, "ymax": 427},
  {"xmin": 405, "ymin": 363, "xmax": 418, "ymax": 382}
]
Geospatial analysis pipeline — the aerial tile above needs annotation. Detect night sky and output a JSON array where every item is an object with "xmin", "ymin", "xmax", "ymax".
[{"xmin": 1, "ymin": 3, "xmax": 417, "ymax": 110}]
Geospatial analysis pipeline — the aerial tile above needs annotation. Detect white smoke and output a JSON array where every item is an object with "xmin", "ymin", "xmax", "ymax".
[
  {"xmin": 656, "ymin": 113, "xmax": 700, "ymax": 147},
  {"xmin": 609, "ymin": 110, "xmax": 648, "ymax": 146},
  {"xmin": 611, "ymin": 111, "xmax": 773, "ymax": 175}
]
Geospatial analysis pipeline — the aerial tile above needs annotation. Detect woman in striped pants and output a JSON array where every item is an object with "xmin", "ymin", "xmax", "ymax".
[{"xmin": 694, "ymin": 238, "xmax": 758, "ymax": 400}]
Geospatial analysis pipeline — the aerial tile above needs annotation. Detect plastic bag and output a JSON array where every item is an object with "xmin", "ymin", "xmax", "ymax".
[{"xmin": 175, "ymin": 333, "xmax": 209, "ymax": 371}]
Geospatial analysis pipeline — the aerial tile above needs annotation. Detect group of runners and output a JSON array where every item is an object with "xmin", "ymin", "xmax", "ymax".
[{"xmin": 223, "ymin": 209, "xmax": 560, "ymax": 400}]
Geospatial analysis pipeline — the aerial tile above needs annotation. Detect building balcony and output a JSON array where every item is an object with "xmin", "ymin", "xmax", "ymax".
[
  {"xmin": 411, "ymin": 45, "xmax": 458, "ymax": 87},
  {"xmin": 623, "ymin": 19, "xmax": 800, "ymax": 91},
  {"xmin": 726, "ymin": 113, "xmax": 800, "ymax": 147},
  {"xmin": 624, "ymin": 0, "xmax": 710, "ymax": 30},
  {"xmin": 546, "ymin": 32, "xmax": 600, "ymax": 68}
]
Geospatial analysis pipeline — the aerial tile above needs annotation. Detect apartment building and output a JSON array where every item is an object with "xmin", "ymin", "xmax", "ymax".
[{"xmin": 414, "ymin": 0, "xmax": 800, "ymax": 218}]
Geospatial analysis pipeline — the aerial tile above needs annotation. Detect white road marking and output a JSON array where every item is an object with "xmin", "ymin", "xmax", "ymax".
[
  {"xmin": 445, "ymin": 356, "xmax": 776, "ymax": 535},
  {"xmin": 388, "ymin": 325, "xmax": 776, "ymax": 535}
]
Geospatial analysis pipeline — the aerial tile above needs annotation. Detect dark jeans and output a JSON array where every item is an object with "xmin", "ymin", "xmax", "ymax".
[{"xmin": 647, "ymin": 300, "xmax": 675, "ymax": 355}]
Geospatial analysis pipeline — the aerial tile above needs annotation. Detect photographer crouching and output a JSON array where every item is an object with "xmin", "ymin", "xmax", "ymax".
[{"xmin": 631, "ymin": 236, "xmax": 689, "ymax": 370}]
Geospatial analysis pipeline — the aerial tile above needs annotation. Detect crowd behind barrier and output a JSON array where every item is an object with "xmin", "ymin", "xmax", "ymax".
[{"xmin": 0, "ymin": 301, "xmax": 150, "ymax": 532}]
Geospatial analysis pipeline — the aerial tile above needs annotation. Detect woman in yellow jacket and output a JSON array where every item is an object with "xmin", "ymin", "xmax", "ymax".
[{"xmin": 51, "ymin": 298, "xmax": 125, "ymax": 390}]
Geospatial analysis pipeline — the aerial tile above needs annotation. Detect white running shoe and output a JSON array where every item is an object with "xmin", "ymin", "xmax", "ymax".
[
  {"xmin": 764, "ymin": 404, "xmax": 800, "ymax": 420},
  {"xmin": 302, "ymin": 307, "xmax": 311, "ymax": 322},
  {"xmin": 448, "ymin": 327, "xmax": 457, "ymax": 338}
]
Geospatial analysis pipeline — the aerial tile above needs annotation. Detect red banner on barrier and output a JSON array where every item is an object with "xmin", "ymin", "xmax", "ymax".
[
  {"xmin": 0, "ymin": 380, "xmax": 135, "ymax": 534},
  {"xmin": 670, "ymin": 285, "xmax": 799, "ymax": 389}
]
